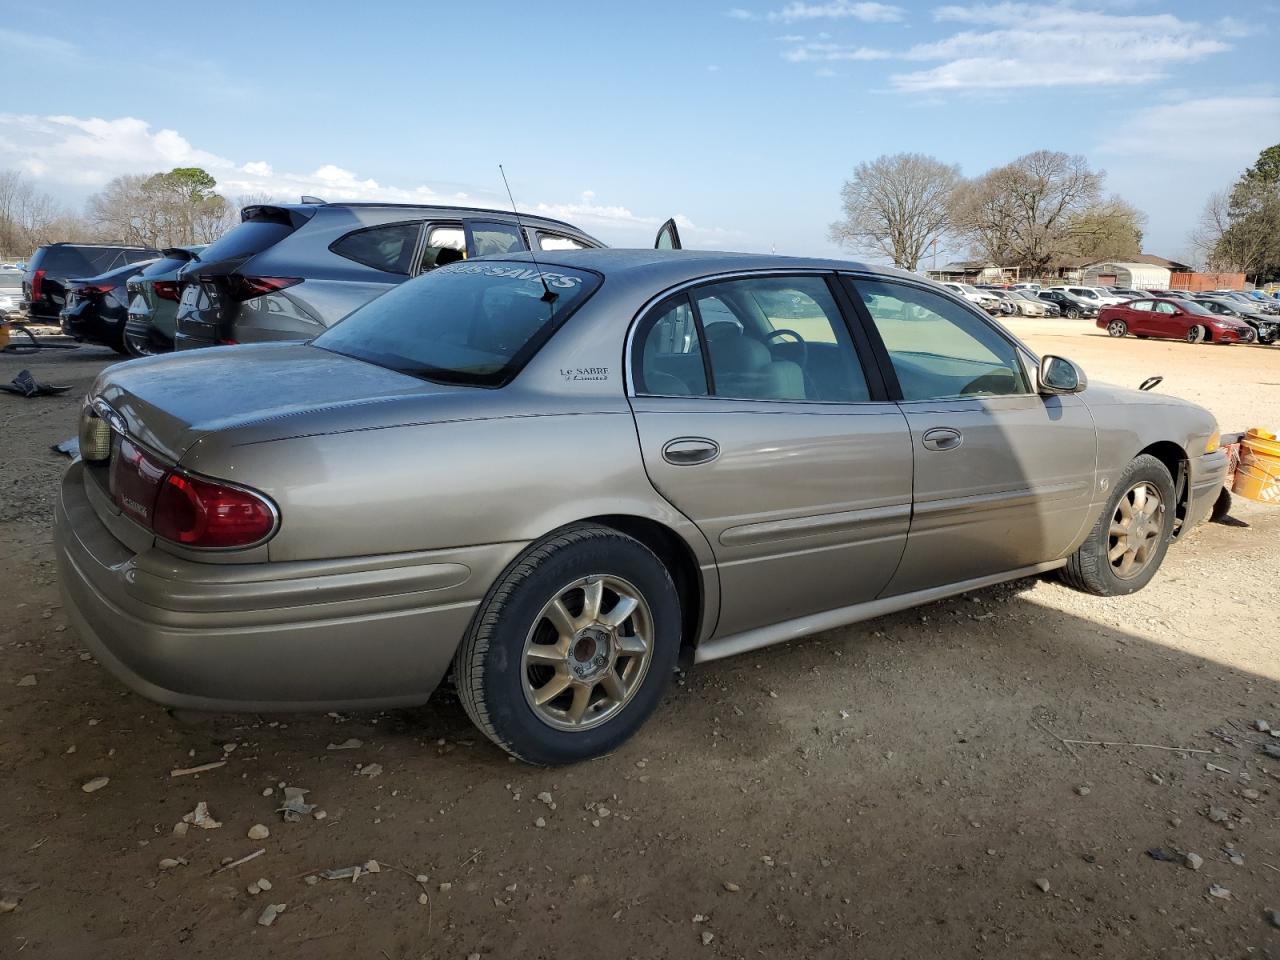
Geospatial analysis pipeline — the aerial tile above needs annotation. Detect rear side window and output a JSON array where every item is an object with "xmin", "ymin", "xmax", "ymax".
[
  {"xmin": 470, "ymin": 222, "xmax": 526, "ymax": 257},
  {"xmin": 537, "ymin": 232, "xmax": 588, "ymax": 251},
  {"xmin": 314, "ymin": 261, "xmax": 600, "ymax": 387},
  {"xmin": 635, "ymin": 297, "xmax": 709, "ymax": 397},
  {"xmin": 331, "ymin": 222, "xmax": 420, "ymax": 274},
  {"xmin": 419, "ymin": 224, "xmax": 466, "ymax": 272},
  {"xmin": 199, "ymin": 219, "xmax": 296, "ymax": 262}
]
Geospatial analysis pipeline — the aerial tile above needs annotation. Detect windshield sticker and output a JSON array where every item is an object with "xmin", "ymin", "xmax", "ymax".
[
  {"xmin": 451, "ymin": 263, "xmax": 582, "ymax": 289},
  {"xmin": 561, "ymin": 366, "xmax": 610, "ymax": 382}
]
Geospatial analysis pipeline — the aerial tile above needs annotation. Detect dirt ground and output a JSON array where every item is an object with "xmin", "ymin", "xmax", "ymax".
[{"xmin": 2, "ymin": 325, "xmax": 1279, "ymax": 960}]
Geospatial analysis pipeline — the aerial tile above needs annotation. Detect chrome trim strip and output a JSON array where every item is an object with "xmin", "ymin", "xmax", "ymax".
[
  {"xmin": 694, "ymin": 559, "xmax": 1067, "ymax": 664},
  {"xmin": 719, "ymin": 503, "xmax": 911, "ymax": 547}
]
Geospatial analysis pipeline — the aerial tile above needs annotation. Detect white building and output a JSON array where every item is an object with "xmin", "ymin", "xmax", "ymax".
[{"xmin": 1082, "ymin": 261, "xmax": 1172, "ymax": 289}]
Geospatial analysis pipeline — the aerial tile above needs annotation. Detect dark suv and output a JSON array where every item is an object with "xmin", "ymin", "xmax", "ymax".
[
  {"xmin": 174, "ymin": 202, "xmax": 604, "ymax": 349},
  {"xmin": 23, "ymin": 243, "xmax": 160, "ymax": 321}
]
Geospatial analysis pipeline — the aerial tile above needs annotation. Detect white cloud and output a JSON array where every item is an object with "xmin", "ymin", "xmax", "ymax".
[
  {"xmin": 728, "ymin": 1, "xmax": 904, "ymax": 22},
  {"xmin": 892, "ymin": 4, "xmax": 1232, "ymax": 92},
  {"xmin": 783, "ymin": 41, "xmax": 891, "ymax": 61},
  {"xmin": 0, "ymin": 113, "xmax": 743, "ymax": 249}
]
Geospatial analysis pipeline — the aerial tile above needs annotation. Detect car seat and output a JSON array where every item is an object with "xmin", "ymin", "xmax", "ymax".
[{"xmin": 705, "ymin": 327, "xmax": 805, "ymax": 400}]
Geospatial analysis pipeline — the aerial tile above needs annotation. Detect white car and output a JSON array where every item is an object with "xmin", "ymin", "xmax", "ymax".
[
  {"xmin": 0, "ymin": 270, "xmax": 24, "ymax": 316},
  {"xmin": 1051, "ymin": 286, "xmax": 1129, "ymax": 308},
  {"xmin": 940, "ymin": 281, "xmax": 1001, "ymax": 314}
]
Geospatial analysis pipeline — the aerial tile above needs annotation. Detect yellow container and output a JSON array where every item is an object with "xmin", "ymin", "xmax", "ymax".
[{"xmin": 1234, "ymin": 428, "xmax": 1280, "ymax": 503}]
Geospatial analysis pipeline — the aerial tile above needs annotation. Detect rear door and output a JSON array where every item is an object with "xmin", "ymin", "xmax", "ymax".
[
  {"xmin": 843, "ymin": 275, "xmax": 1098, "ymax": 596},
  {"xmin": 628, "ymin": 272, "xmax": 912, "ymax": 638}
]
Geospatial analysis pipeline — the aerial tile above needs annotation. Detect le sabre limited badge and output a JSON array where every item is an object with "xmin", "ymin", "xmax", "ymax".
[{"xmin": 560, "ymin": 366, "xmax": 610, "ymax": 382}]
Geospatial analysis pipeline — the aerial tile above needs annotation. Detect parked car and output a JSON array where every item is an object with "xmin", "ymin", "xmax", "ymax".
[
  {"xmin": 174, "ymin": 201, "xmax": 604, "ymax": 350},
  {"xmin": 940, "ymin": 281, "xmax": 1001, "ymax": 314},
  {"xmin": 1010, "ymin": 282, "xmax": 1041, "ymax": 293},
  {"xmin": 1098, "ymin": 297, "xmax": 1255, "ymax": 344},
  {"xmin": 977, "ymin": 288, "xmax": 1020, "ymax": 315},
  {"xmin": 122, "ymin": 246, "xmax": 207, "ymax": 356},
  {"xmin": 56, "ymin": 249, "xmax": 1227, "ymax": 764},
  {"xmin": 1107, "ymin": 287, "xmax": 1147, "ymax": 299},
  {"xmin": 1038, "ymin": 289, "xmax": 1097, "ymax": 318},
  {"xmin": 22, "ymin": 243, "xmax": 159, "ymax": 322},
  {"xmin": 1049, "ymin": 285, "xmax": 1128, "ymax": 308},
  {"xmin": 1145, "ymin": 289, "xmax": 1197, "ymax": 301},
  {"xmin": 0, "ymin": 269, "xmax": 23, "ymax": 316},
  {"xmin": 1223, "ymin": 290, "xmax": 1279, "ymax": 315},
  {"xmin": 1008, "ymin": 289, "xmax": 1054, "ymax": 317},
  {"xmin": 59, "ymin": 259, "xmax": 160, "ymax": 352},
  {"xmin": 1193, "ymin": 296, "xmax": 1278, "ymax": 344}
]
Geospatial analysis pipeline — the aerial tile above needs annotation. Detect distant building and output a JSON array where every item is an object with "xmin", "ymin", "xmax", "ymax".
[
  {"xmin": 925, "ymin": 261, "xmax": 1019, "ymax": 283},
  {"xmin": 1082, "ymin": 261, "xmax": 1172, "ymax": 289}
]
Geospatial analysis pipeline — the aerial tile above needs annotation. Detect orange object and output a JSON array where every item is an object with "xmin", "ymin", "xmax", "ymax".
[{"xmin": 1233, "ymin": 428, "xmax": 1280, "ymax": 502}]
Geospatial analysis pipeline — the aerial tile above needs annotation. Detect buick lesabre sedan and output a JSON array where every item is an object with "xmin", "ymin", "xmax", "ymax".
[{"xmin": 55, "ymin": 250, "xmax": 1228, "ymax": 764}]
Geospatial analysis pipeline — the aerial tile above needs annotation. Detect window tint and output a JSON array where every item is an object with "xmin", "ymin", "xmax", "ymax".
[
  {"xmin": 419, "ymin": 224, "xmax": 466, "ymax": 272},
  {"xmin": 693, "ymin": 276, "xmax": 869, "ymax": 402},
  {"xmin": 331, "ymin": 222, "xmax": 420, "ymax": 274},
  {"xmin": 1130, "ymin": 300, "xmax": 1153, "ymax": 311},
  {"xmin": 1154, "ymin": 301, "xmax": 1178, "ymax": 314},
  {"xmin": 635, "ymin": 296, "xmax": 708, "ymax": 397},
  {"xmin": 537, "ymin": 232, "xmax": 587, "ymax": 251},
  {"xmin": 470, "ymin": 222, "xmax": 526, "ymax": 257},
  {"xmin": 314, "ymin": 261, "xmax": 600, "ymax": 387},
  {"xmin": 848, "ymin": 278, "xmax": 1030, "ymax": 401}
]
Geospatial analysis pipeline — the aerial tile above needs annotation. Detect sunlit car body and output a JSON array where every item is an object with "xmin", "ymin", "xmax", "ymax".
[
  {"xmin": 1098, "ymin": 296, "xmax": 1256, "ymax": 344},
  {"xmin": 56, "ymin": 250, "xmax": 1227, "ymax": 764},
  {"xmin": 60, "ymin": 259, "xmax": 159, "ymax": 353},
  {"xmin": 1193, "ymin": 296, "xmax": 1278, "ymax": 344}
]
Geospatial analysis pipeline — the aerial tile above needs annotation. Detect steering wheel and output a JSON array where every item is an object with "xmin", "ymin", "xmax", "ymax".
[{"xmin": 765, "ymin": 328, "xmax": 807, "ymax": 367}]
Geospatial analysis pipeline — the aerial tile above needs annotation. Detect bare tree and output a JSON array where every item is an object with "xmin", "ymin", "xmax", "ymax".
[
  {"xmin": 1189, "ymin": 190, "xmax": 1233, "ymax": 268},
  {"xmin": 951, "ymin": 151, "xmax": 1104, "ymax": 274},
  {"xmin": 216, "ymin": 191, "xmax": 278, "ymax": 236},
  {"xmin": 828, "ymin": 153, "xmax": 961, "ymax": 270},
  {"xmin": 86, "ymin": 167, "xmax": 230, "ymax": 247}
]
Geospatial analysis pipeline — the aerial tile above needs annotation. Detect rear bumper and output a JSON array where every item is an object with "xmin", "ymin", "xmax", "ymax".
[{"xmin": 54, "ymin": 461, "xmax": 497, "ymax": 711}]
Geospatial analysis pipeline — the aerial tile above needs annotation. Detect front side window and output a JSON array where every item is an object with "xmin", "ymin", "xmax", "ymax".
[
  {"xmin": 848, "ymin": 278, "xmax": 1030, "ymax": 401},
  {"xmin": 470, "ymin": 222, "xmax": 526, "ymax": 257},
  {"xmin": 1154, "ymin": 301, "xmax": 1178, "ymax": 315},
  {"xmin": 314, "ymin": 260, "xmax": 600, "ymax": 387},
  {"xmin": 331, "ymin": 222, "xmax": 420, "ymax": 274},
  {"xmin": 419, "ymin": 223, "xmax": 466, "ymax": 272},
  {"xmin": 537, "ymin": 232, "xmax": 588, "ymax": 251}
]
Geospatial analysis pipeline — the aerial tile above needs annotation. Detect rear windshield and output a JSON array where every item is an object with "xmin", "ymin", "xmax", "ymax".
[
  {"xmin": 314, "ymin": 260, "xmax": 601, "ymax": 387},
  {"xmin": 36, "ymin": 245, "xmax": 156, "ymax": 277},
  {"xmin": 139, "ymin": 255, "xmax": 192, "ymax": 278},
  {"xmin": 198, "ymin": 219, "xmax": 295, "ymax": 263}
]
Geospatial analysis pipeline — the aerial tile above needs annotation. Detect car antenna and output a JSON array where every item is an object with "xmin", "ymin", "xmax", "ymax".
[{"xmin": 498, "ymin": 164, "xmax": 557, "ymax": 304}]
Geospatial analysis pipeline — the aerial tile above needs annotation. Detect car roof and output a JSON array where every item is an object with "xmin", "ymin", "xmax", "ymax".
[
  {"xmin": 490, "ymin": 247, "xmax": 920, "ymax": 288},
  {"xmin": 281, "ymin": 201, "xmax": 591, "ymax": 233}
]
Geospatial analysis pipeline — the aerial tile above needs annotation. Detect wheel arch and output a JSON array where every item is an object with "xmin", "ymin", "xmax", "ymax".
[
  {"xmin": 579, "ymin": 513, "xmax": 712, "ymax": 655},
  {"xmin": 1136, "ymin": 440, "xmax": 1191, "ymax": 539}
]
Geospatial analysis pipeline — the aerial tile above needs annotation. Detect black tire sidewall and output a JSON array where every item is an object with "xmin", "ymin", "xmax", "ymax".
[{"xmin": 470, "ymin": 531, "xmax": 680, "ymax": 764}]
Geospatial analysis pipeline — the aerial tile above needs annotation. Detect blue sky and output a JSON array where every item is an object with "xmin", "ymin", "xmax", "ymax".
[{"xmin": 2, "ymin": 0, "xmax": 1277, "ymax": 263}]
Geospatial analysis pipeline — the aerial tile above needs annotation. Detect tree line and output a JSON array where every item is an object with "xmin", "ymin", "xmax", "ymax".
[
  {"xmin": 1192, "ymin": 145, "xmax": 1280, "ymax": 285},
  {"xmin": 0, "ymin": 167, "xmax": 270, "ymax": 257},
  {"xmin": 829, "ymin": 150, "xmax": 1146, "ymax": 276}
]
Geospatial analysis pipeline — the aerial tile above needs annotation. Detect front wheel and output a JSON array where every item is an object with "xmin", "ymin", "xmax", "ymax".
[
  {"xmin": 455, "ymin": 524, "xmax": 681, "ymax": 764},
  {"xmin": 1107, "ymin": 319, "xmax": 1128, "ymax": 337},
  {"xmin": 1060, "ymin": 454, "xmax": 1176, "ymax": 596},
  {"xmin": 1186, "ymin": 324, "xmax": 1207, "ymax": 344}
]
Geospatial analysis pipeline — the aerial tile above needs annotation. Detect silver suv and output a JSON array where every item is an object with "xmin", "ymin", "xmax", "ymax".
[{"xmin": 174, "ymin": 201, "xmax": 604, "ymax": 349}]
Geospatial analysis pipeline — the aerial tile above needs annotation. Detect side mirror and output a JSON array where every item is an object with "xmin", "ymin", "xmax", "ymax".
[{"xmin": 1039, "ymin": 355, "xmax": 1087, "ymax": 395}]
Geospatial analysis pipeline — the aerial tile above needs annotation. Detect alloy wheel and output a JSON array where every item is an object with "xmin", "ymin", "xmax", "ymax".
[
  {"xmin": 1108, "ymin": 481, "xmax": 1165, "ymax": 580},
  {"xmin": 521, "ymin": 575, "xmax": 654, "ymax": 731},
  {"xmin": 1107, "ymin": 320, "xmax": 1126, "ymax": 337}
]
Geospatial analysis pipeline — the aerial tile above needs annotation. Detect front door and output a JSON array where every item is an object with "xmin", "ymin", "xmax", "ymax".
[
  {"xmin": 654, "ymin": 218, "xmax": 683, "ymax": 250},
  {"xmin": 843, "ymin": 276, "xmax": 1099, "ymax": 596},
  {"xmin": 628, "ymin": 273, "xmax": 913, "ymax": 638},
  {"xmin": 1124, "ymin": 299, "xmax": 1155, "ymax": 334}
]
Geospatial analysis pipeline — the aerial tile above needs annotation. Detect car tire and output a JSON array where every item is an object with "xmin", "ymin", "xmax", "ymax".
[
  {"xmin": 123, "ymin": 328, "xmax": 153, "ymax": 358},
  {"xmin": 1107, "ymin": 319, "xmax": 1127, "ymax": 337},
  {"xmin": 1186, "ymin": 324, "xmax": 1207, "ymax": 344},
  {"xmin": 454, "ymin": 523, "xmax": 681, "ymax": 765},
  {"xmin": 1060, "ymin": 454, "xmax": 1176, "ymax": 597},
  {"xmin": 1066, "ymin": 308, "xmax": 1080, "ymax": 319}
]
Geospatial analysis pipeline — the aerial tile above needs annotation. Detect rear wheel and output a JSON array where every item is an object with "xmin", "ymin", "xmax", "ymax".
[
  {"xmin": 1061, "ymin": 454, "xmax": 1176, "ymax": 596},
  {"xmin": 455, "ymin": 524, "xmax": 681, "ymax": 765},
  {"xmin": 1066, "ymin": 308, "xmax": 1081, "ymax": 319},
  {"xmin": 1186, "ymin": 324, "xmax": 1207, "ymax": 344},
  {"xmin": 1107, "ymin": 319, "xmax": 1127, "ymax": 337}
]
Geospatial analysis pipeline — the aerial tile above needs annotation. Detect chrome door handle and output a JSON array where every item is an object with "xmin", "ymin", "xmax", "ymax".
[
  {"xmin": 921, "ymin": 427, "xmax": 963, "ymax": 452},
  {"xmin": 662, "ymin": 437, "xmax": 719, "ymax": 465}
]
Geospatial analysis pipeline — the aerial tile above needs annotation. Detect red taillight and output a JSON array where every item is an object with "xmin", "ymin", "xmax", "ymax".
[
  {"xmin": 30, "ymin": 268, "xmax": 44, "ymax": 301},
  {"xmin": 226, "ymin": 276, "xmax": 301, "ymax": 302},
  {"xmin": 153, "ymin": 280, "xmax": 181, "ymax": 301},
  {"xmin": 152, "ymin": 471, "xmax": 277, "ymax": 548}
]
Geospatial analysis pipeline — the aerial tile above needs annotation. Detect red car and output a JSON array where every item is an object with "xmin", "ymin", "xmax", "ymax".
[{"xmin": 1097, "ymin": 297, "xmax": 1256, "ymax": 344}]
